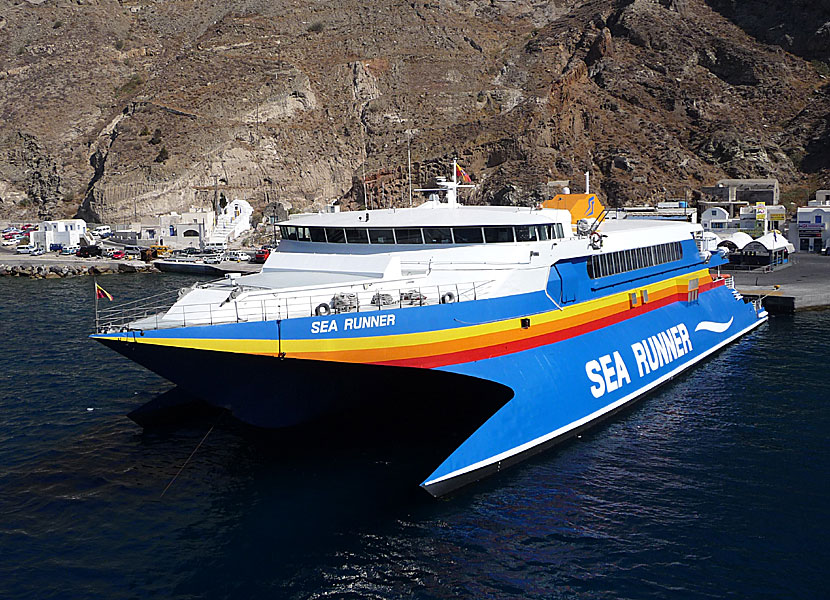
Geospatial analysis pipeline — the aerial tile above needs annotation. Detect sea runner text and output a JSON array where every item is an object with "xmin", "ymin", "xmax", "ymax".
[{"xmin": 585, "ymin": 323, "xmax": 692, "ymax": 398}]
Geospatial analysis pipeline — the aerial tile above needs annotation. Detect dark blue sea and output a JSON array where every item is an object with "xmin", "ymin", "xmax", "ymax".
[{"xmin": 1, "ymin": 273, "xmax": 828, "ymax": 599}]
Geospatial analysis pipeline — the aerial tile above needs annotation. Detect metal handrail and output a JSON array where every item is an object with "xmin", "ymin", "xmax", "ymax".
[{"xmin": 95, "ymin": 279, "xmax": 495, "ymax": 334}]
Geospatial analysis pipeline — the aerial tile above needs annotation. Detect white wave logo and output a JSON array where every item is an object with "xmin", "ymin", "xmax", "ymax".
[{"xmin": 694, "ymin": 317, "xmax": 734, "ymax": 334}]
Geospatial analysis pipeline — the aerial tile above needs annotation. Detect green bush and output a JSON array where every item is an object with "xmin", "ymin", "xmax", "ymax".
[
  {"xmin": 811, "ymin": 60, "xmax": 830, "ymax": 77},
  {"xmin": 115, "ymin": 73, "xmax": 143, "ymax": 97},
  {"xmin": 154, "ymin": 146, "xmax": 169, "ymax": 163}
]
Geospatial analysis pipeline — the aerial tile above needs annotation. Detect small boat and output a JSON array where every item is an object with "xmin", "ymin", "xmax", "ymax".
[{"xmin": 92, "ymin": 162, "xmax": 767, "ymax": 496}]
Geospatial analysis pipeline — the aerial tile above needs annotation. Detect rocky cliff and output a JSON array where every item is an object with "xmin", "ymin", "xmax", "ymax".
[{"xmin": 0, "ymin": 0, "xmax": 827, "ymax": 223}]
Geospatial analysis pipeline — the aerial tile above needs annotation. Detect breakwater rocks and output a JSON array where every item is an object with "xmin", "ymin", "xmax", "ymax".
[{"xmin": 0, "ymin": 262, "xmax": 157, "ymax": 278}]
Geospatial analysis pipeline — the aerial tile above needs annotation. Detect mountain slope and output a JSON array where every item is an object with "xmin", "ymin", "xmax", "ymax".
[{"xmin": 0, "ymin": 0, "xmax": 826, "ymax": 222}]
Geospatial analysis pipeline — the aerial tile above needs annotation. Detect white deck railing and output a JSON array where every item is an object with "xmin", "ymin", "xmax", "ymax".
[{"xmin": 95, "ymin": 279, "xmax": 494, "ymax": 334}]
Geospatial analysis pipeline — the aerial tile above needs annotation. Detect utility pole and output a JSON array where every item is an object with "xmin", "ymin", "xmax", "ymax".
[
  {"xmin": 271, "ymin": 202, "xmax": 279, "ymax": 245},
  {"xmin": 212, "ymin": 174, "xmax": 219, "ymax": 227}
]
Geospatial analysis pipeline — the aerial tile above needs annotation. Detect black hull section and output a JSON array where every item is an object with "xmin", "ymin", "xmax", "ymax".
[{"xmin": 97, "ymin": 338, "xmax": 513, "ymax": 433}]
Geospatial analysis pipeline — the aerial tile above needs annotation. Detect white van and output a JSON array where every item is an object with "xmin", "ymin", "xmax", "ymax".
[
  {"xmin": 92, "ymin": 225, "xmax": 112, "ymax": 237},
  {"xmin": 16, "ymin": 243, "xmax": 37, "ymax": 254}
]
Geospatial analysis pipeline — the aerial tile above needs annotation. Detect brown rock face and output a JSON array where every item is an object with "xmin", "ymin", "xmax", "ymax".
[{"xmin": 0, "ymin": 0, "xmax": 827, "ymax": 222}]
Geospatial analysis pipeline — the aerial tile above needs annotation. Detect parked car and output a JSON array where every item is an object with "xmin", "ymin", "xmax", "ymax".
[
  {"xmin": 252, "ymin": 248, "xmax": 270, "ymax": 264},
  {"xmin": 30, "ymin": 247, "xmax": 44, "ymax": 256},
  {"xmin": 226, "ymin": 250, "xmax": 250, "ymax": 262},
  {"xmin": 1, "ymin": 238, "xmax": 16, "ymax": 246},
  {"xmin": 110, "ymin": 250, "xmax": 126, "ymax": 259},
  {"xmin": 49, "ymin": 243, "xmax": 64, "ymax": 252},
  {"xmin": 203, "ymin": 253, "xmax": 223, "ymax": 264},
  {"xmin": 16, "ymin": 243, "xmax": 37, "ymax": 254},
  {"xmin": 60, "ymin": 246, "xmax": 80, "ymax": 255},
  {"xmin": 76, "ymin": 245, "xmax": 102, "ymax": 258}
]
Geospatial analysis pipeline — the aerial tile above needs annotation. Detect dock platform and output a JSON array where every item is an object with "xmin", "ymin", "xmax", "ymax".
[{"xmin": 731, "ymin": 253, "xmax": 830, "ymax": 313}]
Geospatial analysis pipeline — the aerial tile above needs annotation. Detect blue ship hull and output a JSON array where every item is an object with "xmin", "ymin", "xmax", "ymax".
[{"xmin": 423, "ymin": 283, "xmax": 765, "ymax": 494}]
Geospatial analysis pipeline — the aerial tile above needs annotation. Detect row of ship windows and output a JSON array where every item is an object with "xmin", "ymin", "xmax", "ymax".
[
  {"xmin": 280, "ymin": 223, "xmax": 567, "ymax": 245},
  {"xmin": 587, "ymin": 241, "xmax": 683, "ymax": 279}
]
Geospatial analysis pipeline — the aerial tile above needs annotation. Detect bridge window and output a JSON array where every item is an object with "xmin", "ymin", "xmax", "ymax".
[
  {"xmin": 515, "ymin": 226, "xmax": 538, "ymax": 242},
  {"xmin": 345, "ymin": 228, "xmax": 369, "ymax": 244},
  {"xmin": 280, "ymin": 226, "xmax": 298, "ymax": 240},
  {"xmin": 369, "ymin": 228, "xmax": 395, "ymax": 244},
  {"xmin": 310, "ymin": 227, "xmax": 327, "ymax": 242},
  {"xmin": 453, "ymin": 227, "xmax": 484, "ymax": 244},
  {"xmin": 424, "ymin": 227, "xmax": 453, "ymax": 244},
  {"xmin": 395, "ymin": 228, "xmax": 424, "ymax": 244},
  {"xmin": 325, "ymin": 228, "xmax": 346, "ymax": 243},
  {"xmin": 484, "ymin": 226, "xmax": 514, "ymax": 243}
]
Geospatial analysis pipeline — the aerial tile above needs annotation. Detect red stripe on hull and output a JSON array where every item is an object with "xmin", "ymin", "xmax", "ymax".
[{"xmin": 375, "ymin": 280, "xmax": 724, "ymax": 369}]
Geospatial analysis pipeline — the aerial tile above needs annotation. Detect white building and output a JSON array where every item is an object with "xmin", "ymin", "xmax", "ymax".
[
  {"xmin": 207, "ymin": 199, "xmax": 253, "ymax": 245},
  {"xmin": 700, "ymin": 206, "xmax": 735, "ymax": 231},
  {"xmin": 131, "ymin": 208, "xmax": 215, "ymax": 249},
  {"xmin": 789, "ymin": 191, "xmax": 830, "ymax": 252},
  {"xmin": 30, "ymin": 219, "xmax": 89, "ymax": 250},
  {"xmin": 701, "ymin": 203, "xmax": 785, "ymax": 237}
]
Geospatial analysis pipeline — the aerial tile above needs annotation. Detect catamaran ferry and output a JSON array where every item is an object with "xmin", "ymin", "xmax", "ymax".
[{"xmin": 92, "ymin": 164, "xmax": 767, "ymax": 496}]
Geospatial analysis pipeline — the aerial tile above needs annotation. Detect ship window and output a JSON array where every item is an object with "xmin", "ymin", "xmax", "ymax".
[
  {"xmin": 484, "ymin": 226, "xmax": 514, "ymax": 243},
  {"xmin": 453, "ymin": 227, "xmax": 484, "ymax": 244},
  {"xmin": 557, "ymin": 223, "xmax": 565, "ymax": 238},
  {"xmin": 310, "ymin": 227, "xmax": 327, "ymax": 242},
  {"xmin": 296, "ymin": 227, "xmax": 311, "ymax": 242},
  {"xmin": 515, "ymin": 226, "xmax": 538, "ymax": 242},
  {"xmin": 588, "ymin": 241, "xmax": 683, "ymax": 279},
  {"xmin": 281, "ymin": 226, "xmax": 298, "ymax": 241},
  {"xmin": 345, "ymin": 228, "xmax": 369, "ymax": 244},
  {"xmin": 424, "ymin": 227, "xmax": 453, "ymax": 244},
  {"xmin": 535, "ymin": 225, "xmax": 548, "ymax": 241},
  {"xmin": 395, "ymin": 228, "xmax": 424, "ymax": 244},
  {"xmin": 325, "ymin": 228, "xmax": 346, "ymax": 243},
  {"xmin": 368, "ymin": 228, "xmax": 395, "ymax": 244}
]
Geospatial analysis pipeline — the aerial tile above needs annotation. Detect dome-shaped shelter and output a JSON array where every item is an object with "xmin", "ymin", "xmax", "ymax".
[
  {"xmin": 732, "ymin": 231, "xmax": 792, "ymax": 269},
  {"xmin": 717, "ymin": 231, "xmax": 753, "ymax": 253}
]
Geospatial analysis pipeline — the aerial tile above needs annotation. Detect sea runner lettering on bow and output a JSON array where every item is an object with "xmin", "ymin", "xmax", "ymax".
[
  {"xmin": 585, "ymin": 323, "xmax": 692, "ymax": 397},
  {"xmin": 630, "ymin": 323, "xmax": 691, "ymax": 377}
]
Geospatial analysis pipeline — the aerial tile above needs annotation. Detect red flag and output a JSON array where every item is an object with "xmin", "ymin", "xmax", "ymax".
[
  {"xmin": 96, "ymin": 283, "xmax": 113, "ymax": 301},
  {"xmin": 455, "ymin": 163, "xmax": 472, "ymax": 183}
]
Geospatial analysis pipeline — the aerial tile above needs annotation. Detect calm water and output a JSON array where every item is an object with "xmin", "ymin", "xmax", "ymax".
[{"xmin": 0, "ymin": 273, "xmax": 827, "ymax": 599}]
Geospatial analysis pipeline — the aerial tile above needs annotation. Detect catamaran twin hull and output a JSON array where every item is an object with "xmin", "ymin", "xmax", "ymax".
[{"xmin": 94, "ymin": 264, "xmax": 766, "ymax": 496}]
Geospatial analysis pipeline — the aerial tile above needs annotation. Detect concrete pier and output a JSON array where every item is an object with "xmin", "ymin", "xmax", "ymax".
[{"xmin": 731, "ymin": 253, "xmax": 830, "ymax": 313}]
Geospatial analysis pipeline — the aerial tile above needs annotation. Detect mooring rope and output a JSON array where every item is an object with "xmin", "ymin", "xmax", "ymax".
[{"xmin": 160, "ymin": 422, "xmax": 216, "ymax": 498}]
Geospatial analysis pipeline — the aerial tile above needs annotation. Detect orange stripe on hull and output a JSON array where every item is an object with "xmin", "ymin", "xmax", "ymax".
[{"xmin": 282, "ymin": 277, "xmax": 724, "ymax": 367}]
